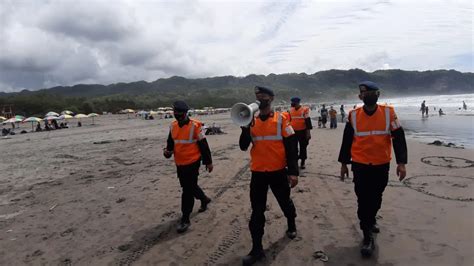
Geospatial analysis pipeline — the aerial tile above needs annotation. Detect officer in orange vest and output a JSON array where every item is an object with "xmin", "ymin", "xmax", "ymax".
[
  {"xmin": 338, "ymin": 81, "xmax": 407, "ymax": 257},
  {"xmin": 163, "ymin": 100, "xmax": 213, "ymax": 233},
  {"xmin": 239, "ymin": 86, "xmax": 299, "ymax": 265},
  {"xmin": 288, "ymin": 97, "xmax": 313, "ymax": 169}
]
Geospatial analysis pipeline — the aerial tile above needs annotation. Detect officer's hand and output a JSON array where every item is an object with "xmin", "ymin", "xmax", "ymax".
[
  {"xmin": 306, "ymin": 130, "xmax": 311, "ymax": 141},
  {"xmin": 206, "ymin": 164, "xmax": 214, "ymax": 173},
  {"xmin": 340, "ymin": 164, "xmax": 349, "ymax": 181},
  {"xmin": 288, "ymin": 175, "xmax": 298, "ymax": 188},
  {"xmin": 397, "ymin": 164, "xmax": 406, "ymax": 181},
  {"xmin": 163, "ymin": 148, "xmax": 172, "ymax": 159}
]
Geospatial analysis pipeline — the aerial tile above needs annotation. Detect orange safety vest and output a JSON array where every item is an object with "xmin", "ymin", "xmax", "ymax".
[
  {"xmin": 250, "ymin": 112, "xmax": 294, "ymax": 172},
  {"xmin": 289, "ymin": 106, "xmax": 310, "ymax": 131},
  {"xmin": 350, "ymin": 105, "xmax": 396, "ymax": 165},
  {"xmin": 170, "ymin": 119, "xmax": 202, "ymax": 166}
]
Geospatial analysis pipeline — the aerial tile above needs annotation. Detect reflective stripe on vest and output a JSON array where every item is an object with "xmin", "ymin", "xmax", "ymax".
[
  {"xmin": 172, "ymin": 122, "xmax": 197, "ymax": 143},
  {"xmin": 251, "ymin": 114, "xmax": 282, "ymax": 141},
  {"xmin": 352, "ymin": 106, "xmax": 390, "ymax": 137}
]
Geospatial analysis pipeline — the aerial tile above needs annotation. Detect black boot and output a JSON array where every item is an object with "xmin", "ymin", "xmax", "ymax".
[
  {"xmin": 198, "ymin": 197, "xmax": 211, "ymax": 213},
  {"xmin": 286, "ymin": 218, "xmax": 297, "ymax": 239},
  {"xmin": 300, "ymin": 159, "xmax": 306, "ymax": 169},
  {"xmin": 360, "ymin": 230, "xmax": 375, "ymax": 257},
  {"xmin": 372, "ymin": 223, "xmax": 380, "ymax": 233},
  {"xmin": 242, "ymin": 248, "xmax": 265, "ymax": 265},
  {"xmin": 177, "ymin": 217, "xmax": 190, "ymax": 233}
]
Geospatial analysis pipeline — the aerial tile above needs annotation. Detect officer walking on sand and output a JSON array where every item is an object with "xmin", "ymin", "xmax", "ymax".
[
  {"xmin": 338, "ymin": 81, "xmax": 408, "ymax": 257},
  {"xmin": 163, "ymin": 100, "xmax": 213, "ymax": 233},
  {"xmin": 239, "ymin": 86, "xmax": 299, "ymax": 265},
  {"xmin": 288, "ymin": 96, "xmax": 313, "ymax": 169}
]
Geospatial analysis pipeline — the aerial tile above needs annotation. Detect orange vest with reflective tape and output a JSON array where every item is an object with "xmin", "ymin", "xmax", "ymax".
[
  {"xmin": 350, "ymin": 105, "xmax": 395, "ymax": 165},
  {"xmin": 250, "ymin": 112, "xmax": 288, "ymax": 172},
  {"xmin": 171, "ymin": 119, "xmax": 201, "ymax": 166},
  {"xmin": 289, "ymin": 106, "xmax": 309, "ymax": 131}
]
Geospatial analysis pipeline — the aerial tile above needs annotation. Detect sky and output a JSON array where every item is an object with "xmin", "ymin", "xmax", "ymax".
[{"xmin": 0, "ymin": 0, "xmax": 472, "ymax": 92}]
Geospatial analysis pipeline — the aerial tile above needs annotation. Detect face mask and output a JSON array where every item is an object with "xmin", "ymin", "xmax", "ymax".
[
  {"xmin": 259, "ymin": 99, "xmax": 270, "ymax": 110},
  {"xmin": 291, "ymin": 103, "xmax": 297, "ymax": 107},
  {"xmin": 363, "ymin": 94, "xmax": 378, "ymax": 106},
  {"xmin": 174, "ymin": 113, "xmax": 187, "ymax": 122}
]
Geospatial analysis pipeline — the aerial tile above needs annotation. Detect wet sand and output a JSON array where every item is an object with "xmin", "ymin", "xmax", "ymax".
[{"xmin": 0, "ymin": 113, "xmax": 473, "ymax": 265}]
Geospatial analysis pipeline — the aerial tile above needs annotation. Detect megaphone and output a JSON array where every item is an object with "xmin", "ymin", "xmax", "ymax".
[{"xmin": 231, "ymin": 101, "xmax": 260, "ymax": 126}]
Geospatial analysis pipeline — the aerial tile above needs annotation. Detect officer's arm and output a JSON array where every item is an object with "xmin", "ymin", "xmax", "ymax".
[
  {"xmin": 239, "ymin": 127, "xmax": 252, "ymax": 151},
  {"xmin": 166, "ymin": 131, "xmax": 174, "ymax": 151},
  {"xmin": 338, "ymin": 122, "xmax": 354, "ymax": 164},
  {"xmin": 304, "ymin": 108, "xmax": 313, "ymax": 130},
  {"xmin": 197, "ymin": 138, "xmax": 213, "ymax": 165},
  {"xmin": 283, "ymin": 135, "xmax": 299, "ymax": 176},
  {"xmin": 391, "ymin": 128, "xmax": 408, "ymax": 164}
]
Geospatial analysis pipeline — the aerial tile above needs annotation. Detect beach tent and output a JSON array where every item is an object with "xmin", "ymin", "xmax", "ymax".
[
  {"xmin": 46, "ymin": 112, "xmax": 60, "ymax": 117},
  {"xmin": 87, "ymin": 113, "xmax": 99, "ymax": 124},
  {"xmin": 24, "ymin": 117, "xmax": 42, "ymax": 131}
]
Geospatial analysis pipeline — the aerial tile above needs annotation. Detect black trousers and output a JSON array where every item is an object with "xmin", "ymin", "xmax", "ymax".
[
  {"xmin": 352, "ymin": 163, "xmax": 389, "ymax": 231},
  {"xmin": 177, "ymin": 160, "xmax": 207, "ymax": 218},
  {"xmin": 295, "ymin": 130, "xmax": 309, "ymax": 160},
  {"xmin": 249, "ymin": 169, "xmax": 297, "ymax": 247}
]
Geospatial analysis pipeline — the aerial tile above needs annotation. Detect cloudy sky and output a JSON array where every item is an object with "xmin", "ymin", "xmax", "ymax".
[{"xmin": 0, "ymin": 0, "xmax": 472, "ymax": 92}]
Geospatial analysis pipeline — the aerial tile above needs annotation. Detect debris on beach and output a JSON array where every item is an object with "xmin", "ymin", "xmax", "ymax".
[
  {"xmin": 313, "ymin": 250, "xmax": 329, "ymax": 262},
  {"xmin": 428, "ymin": 140, "xmax": 464, "ymax": 149}
]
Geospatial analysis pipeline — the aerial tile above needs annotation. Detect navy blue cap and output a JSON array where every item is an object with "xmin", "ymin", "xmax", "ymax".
[
  {"xmin": 173, "ymin": 100, "xmax": 189, "ymax": 112},
  {"xmin": 290, "ymin": 97, "xmax": 301, "ymax": 103},
  {"xmin": 254, "ymin": 86, "xmax": 274, "ymax": 96},
  {"xmin": 359, "ymin": 81, "xmax": 379, "ymax": 91}
]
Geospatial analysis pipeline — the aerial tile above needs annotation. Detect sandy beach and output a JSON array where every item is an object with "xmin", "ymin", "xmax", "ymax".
[{"xmin": 0, "ymin": 113, "xmax": 473, "ymax": 265}]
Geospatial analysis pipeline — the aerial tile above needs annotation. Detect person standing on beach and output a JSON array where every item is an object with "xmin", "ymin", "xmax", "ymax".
[
  {"xmin": 288, "ymin": 96, "xmax": 312, "ymax": 169},
  {"xmin": 420, "ymin": 100, "xmax": 426, "ymax": 117},
  {"xmin": 340, "ymin": 105, "xmax": 346, "ymax": 122},
  {"xmin": 329, "ymin": 106, "xmax": 337, "ymax": 129},
  {"xmin": 463, "ymin": 101, "xmax": 467, "ymax": 110},
  {"xmin": 338, "ymin": 81, "xmax": 408, "ymax": 257},
  {"xmin": 320, "ymin": 104, "xmax": 328, "ymax": 128},
  {"xmin": 163, "ymin": 100, "xmax": 213, "ymax": 233},
  {"xmin": 239, "ymin": 86, "xmax": 299, "ymax": 265}
]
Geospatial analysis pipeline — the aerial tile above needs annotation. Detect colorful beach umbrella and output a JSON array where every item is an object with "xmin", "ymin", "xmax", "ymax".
[
  {"xmin": 4, "ymin": 117, "xmax": 22, "ymax": 123},
  {"xmin": 88, "ymin": 113, "xmax": 99, "ymax": 124},
  {"xmin": 24, "ymin": 117, "xmax": 42, "ymax": 131},
  {"xmin": 44, "ymin": 116, "xmax": 59, "ymax": 121},
  {"xmin": 74, "ymin": 114, "xmax": 88, "ymax": 119},
  {"xmin": 46, "ymin": 111, "xmax": 59, "ymax": 117},
  {"xmin": 61, "ymin": 110, "xmax": 74, "ymax": 115},
  {"xmin": 58, "ymin": 114, "xmax": 74, "ymax": 120}
]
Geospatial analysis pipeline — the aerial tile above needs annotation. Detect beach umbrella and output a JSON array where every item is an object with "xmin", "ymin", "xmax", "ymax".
[
  {"xmin": 0, "ymin": 116, "xmax": 6, "ymax": 122},
  {"xmin": 4, "ymin": 117, "xmax": 22, "ymax": 123},
  {"xmin": 46, "ymin": 111, "xmax": 59, "ymax": 117},
  {"xmin": 15, "ymin": 115, "xmax": 25, "ymax": 120},
  {"xmin": 23, "ymin": 117, "xmax": 42, "ymax": 131},
  {"xmin": 44, "ymin": 116, "xmax": 60, "ymax": 121},
  {"xmin": 58, "ymin": 114, "xmax": 74, "ymax": 120},
  {"xmin": 75, "ymin": 114, "xmax": 88, "ymax": 119},
  {"xmin": 123, "ymin": 108, "xmax": 135, "ymax": 118},
  {"xmin": 61, "ymin": 110, "xmax": 74, "ymax": 115},
  {"xmin": 87, "ymin": 113, "xmax": 99, "ymax": 124}
]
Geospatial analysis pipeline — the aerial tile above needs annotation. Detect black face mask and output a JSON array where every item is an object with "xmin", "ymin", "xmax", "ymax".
[
  {"xmin": 174, "ymin": 113, "xmax": 187, "ymax": 122},
  {"xmin": 259, "ymin": 99, "xmax": 270, "ymax": 110},
  {"xmin": 363, "ymin": 94, "xmax": 378, "ymax": 106},
  {"xmin": 291, "ymin": 103, "xmax": 297, "ymax": 107}
]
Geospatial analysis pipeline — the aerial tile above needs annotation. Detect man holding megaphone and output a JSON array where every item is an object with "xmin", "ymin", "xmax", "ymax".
[{"xmin": 237, "ymin": 86, "xmax": 299, "ymax": 265}]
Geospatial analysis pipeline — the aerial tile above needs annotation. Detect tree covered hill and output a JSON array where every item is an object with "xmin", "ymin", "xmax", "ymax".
[{"xmin": 1, "ymin": 69, "xmax": 472, "ymax": 117}]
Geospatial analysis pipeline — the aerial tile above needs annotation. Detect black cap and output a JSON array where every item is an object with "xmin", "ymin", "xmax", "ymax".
[
  {"xmin": 173, "ymin": 100, "xmax": 189, "ymax": 112},
  {"xmin": 254, "ymin": 86, "xmax": 274, "ymax": 96},
  {"xmin": 359, "ymin": 81, "xmax": 379, "ymax": 91},
  {"xmin": 290, "ymin": 96, "xmax": 301, "ymax": 103}
]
